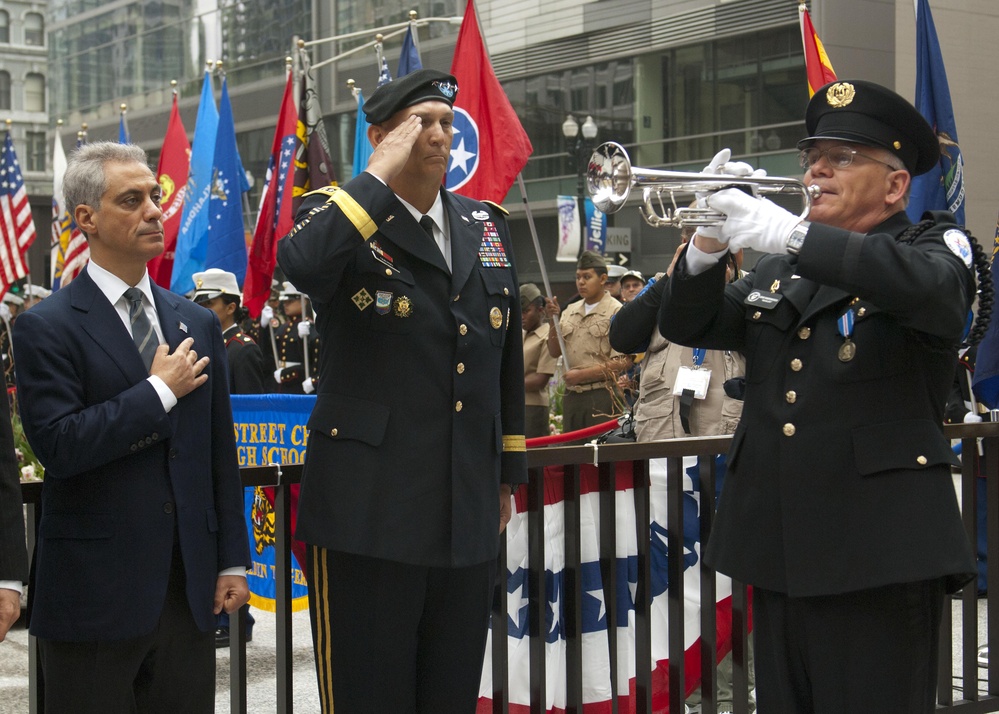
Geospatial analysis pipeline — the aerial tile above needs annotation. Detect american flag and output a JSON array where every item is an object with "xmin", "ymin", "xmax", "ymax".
[{"xmin": 0, "ymin": 132, "xmax": 37, "ymax": 296}]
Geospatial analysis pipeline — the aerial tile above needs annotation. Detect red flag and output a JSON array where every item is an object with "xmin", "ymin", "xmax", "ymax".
[
  {"xmin": 447, "ymin": 0, "xmax": 533, "ymax": 203},
  {"xmin": 148, "ymin": 93, "xmax": 191, "ymax": 288},
  {"xmin": 244, "ymin": 72, "xmax": 299, "ymax": 318},
  {"xmin": 799, "ymin": 3, "xmax": 837, "ymax": 97},
  {"xmin": 0, "ymin": 132, "xmax": 37, "ymax": 296}
]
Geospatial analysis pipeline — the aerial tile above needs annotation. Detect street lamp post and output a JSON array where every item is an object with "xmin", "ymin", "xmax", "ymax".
[{"xmin": 562, "ymin": 114, "xmax": 599, "ymax": 250}]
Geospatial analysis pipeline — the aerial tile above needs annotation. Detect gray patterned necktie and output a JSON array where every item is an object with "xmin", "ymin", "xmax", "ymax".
[{"xmin": 123, "ymin": 287, "xmax": 158, "ymax": 370}]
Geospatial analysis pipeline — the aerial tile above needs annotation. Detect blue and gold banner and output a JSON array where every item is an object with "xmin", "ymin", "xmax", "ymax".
[{"xmin": 232, "ymin": 394, "xmax": 315, "ymax": 612}]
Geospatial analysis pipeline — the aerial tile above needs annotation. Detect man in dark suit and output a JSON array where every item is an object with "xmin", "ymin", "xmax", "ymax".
[
  {"xmin": 278, "ymin": 69, "xmax": 527, "ymax": 714},
  {"xmin": 658, "ymin": 80, "xmax": 982, "ymax": 713},
  {"xmin": 12, "ymin": 142, "xmax": 250, "ymax": 713},
  {"xmin": 0, "ymin": 399, "xmax": 28, "ymax": 642}
]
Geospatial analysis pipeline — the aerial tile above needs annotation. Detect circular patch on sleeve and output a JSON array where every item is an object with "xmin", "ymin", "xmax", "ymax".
[{"xmin": 943, "ymin": 229, "xmax": 973, "ymax": 268}]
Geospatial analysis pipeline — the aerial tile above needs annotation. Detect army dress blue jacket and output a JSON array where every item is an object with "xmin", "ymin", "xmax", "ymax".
[{"xmin": 278, "ymin": 173, "xmax": 527, "ymax": 568}]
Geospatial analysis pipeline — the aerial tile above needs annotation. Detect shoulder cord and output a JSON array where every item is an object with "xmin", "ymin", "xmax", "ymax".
[{"xmin": 896, "ymin": 219, "xmax": 993, "ymax": 347}]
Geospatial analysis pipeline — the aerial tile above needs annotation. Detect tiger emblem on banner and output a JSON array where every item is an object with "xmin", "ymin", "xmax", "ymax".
[{"xmin": 251, "ymin": 487, "xmax": 276, "ymax": 555}]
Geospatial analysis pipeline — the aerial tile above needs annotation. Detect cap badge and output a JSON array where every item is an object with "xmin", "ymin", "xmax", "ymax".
[
  {"xmin": 432, "ymin": 80, "xmax": 457, "ymax": 98},
  {"xmin": 489, "ymin": 307, "xmax": 503, "ymax": 329},
  {"xmin": 825, "ymin": 82, "xmax": 856, "ymax": 108},
  {"xmin": 195, "ymin": 278, "xmax": 204, "ymax": 288}
]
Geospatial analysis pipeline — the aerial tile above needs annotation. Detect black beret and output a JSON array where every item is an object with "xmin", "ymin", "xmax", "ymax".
[
  {"xmin": 577, "ymin": 250, "xmax": 607, "ymax": 271},
  {"xmin": 362, "ymin": 69, "xmax": 459, "ymax": 125},
  {"xmin": 798, "ymin": 80, "xmax": 939, "ymax": 176}
]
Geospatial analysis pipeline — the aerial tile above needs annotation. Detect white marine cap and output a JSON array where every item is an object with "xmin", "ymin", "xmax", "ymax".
[{"xmin": 192, "ymin": 268, "xmax": 242, "ymax": 303}]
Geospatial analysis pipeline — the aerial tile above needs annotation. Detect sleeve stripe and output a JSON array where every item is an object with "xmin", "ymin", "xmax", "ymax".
[
  {"xmin": 330, "ymin": 190, "xmax": 378, "ymax": 241},
  {"xmin": 503, "ymin": 435, "xmax": 527, "ymax": 453}
]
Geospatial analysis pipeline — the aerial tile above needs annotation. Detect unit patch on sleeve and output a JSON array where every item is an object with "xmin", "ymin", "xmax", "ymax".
[
  {"xmin": 478, "ymin": 222, "xmax": 511, "ymax": 268},
  {"xmin": 943, "ymin": 229, "xmax": 973, "ymax": 268}
]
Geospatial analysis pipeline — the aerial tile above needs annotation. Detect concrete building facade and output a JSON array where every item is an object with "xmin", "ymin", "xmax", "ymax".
[{"xmin": 17, "ymin": 0, "xmax": 999, "ymax": 290}]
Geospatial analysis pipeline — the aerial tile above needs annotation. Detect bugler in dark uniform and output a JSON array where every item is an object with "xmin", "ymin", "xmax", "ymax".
[{"xmin": 659, "ymin": 79, "xmax": 990, "ymax": 712}]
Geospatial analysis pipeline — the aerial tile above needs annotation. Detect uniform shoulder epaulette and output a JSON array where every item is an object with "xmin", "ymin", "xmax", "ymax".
[
  {"xmin": 481, "ymin": 200, "xmax": 509, "ymax": 216},
  {"xmin": 303, "ymin": 185, "xmax": 341, "ymax": 199}
]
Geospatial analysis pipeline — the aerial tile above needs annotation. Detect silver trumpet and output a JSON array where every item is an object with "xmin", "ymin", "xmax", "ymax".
[{"xmin": 587, "ymin": 141, "xmax": 821, "ymax": 228}]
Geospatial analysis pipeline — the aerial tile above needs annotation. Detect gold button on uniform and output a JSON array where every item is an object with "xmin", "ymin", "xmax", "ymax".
[
  {"xmin": 455, "ymin": 401, "xmax": 463, "ymax": 412},
  {"xmin": 857, "ymin": 307, "xmax": 867, "ymax": 317},
  {"xmin": 385, "ymin": 269, "xmax": 392, "ymax": 276},
  {"xmin": 456, "ymin": 363, "xmax": 465, "ymax": 374},
  {"xmin": 783, "ymin": 423, "xmax": 796, "ymax": 436},
  {"xmin": 503, "ymin": 287, "xmax": 509, "ymax": 296},
  {"xmin": 753, "ymin": 311, "xmax": 762, "ymax": 320},
  {"xmin": 797, "ymin": 327, "xmax": 811, "ymax": 339},
  {"xmin": 459, "ymin": 324, "xmax": 468, "ymax": 335},
  {"xmin": 330, "ymin": 428, "xmax": 338, "ymax": 437},
  {"xmin": 917, "ymin": 455, "xmax": 927, "ymax": 465},
  {"xmin": 791, "ymin": 359, "xmax": 803, "ymax": 371},
  {"xmin": 785, "ymin": 390, "xmax": 797, "ymax": 404}
]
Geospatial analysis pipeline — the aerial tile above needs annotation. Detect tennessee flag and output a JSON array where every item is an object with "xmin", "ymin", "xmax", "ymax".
[
  {"xmin": 244, "ymin": 71, "xmax": 299, "ymax": 318},
  {"xmin": 147, "ymin": 92, "xmax": 190, "ymax": 289},
  {"xmin": 447, "ymin": 0, "xmax": 533, "ymax": 204},
  {"xmin": 798, "ymin": 3, "xmax": 837, "ymax": 97}
]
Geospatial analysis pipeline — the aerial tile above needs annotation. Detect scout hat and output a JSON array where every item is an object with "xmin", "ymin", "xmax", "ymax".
[{"xmin": 520, "ymin": 283, "xmax": 543, "ymax": 310}]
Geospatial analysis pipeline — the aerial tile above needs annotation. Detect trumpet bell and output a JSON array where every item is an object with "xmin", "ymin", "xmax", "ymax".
[
  {"xmin": 587, "ymin": 142, "xmax": 634, "ymax": 214},
  {"xmin": 586, "ymin": 140, "xmax": 821, "ymax": 229}
]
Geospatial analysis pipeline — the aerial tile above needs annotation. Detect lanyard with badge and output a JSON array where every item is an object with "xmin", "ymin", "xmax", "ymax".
[{"xmin": 673, "ymin": 348, "xmax": 709, "ymax": 435}]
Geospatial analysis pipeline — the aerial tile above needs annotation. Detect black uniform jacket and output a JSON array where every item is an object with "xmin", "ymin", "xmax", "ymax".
[
  {"xmin": 223, "ymin": 324, "xmax": 265, "ymax": 394},
  {"xmin": 659, "ymin": 211, "xmax": 977, "ymax": 596},
  {"xmin": 277, "ymin": 172, "xmax": 527, "ymax": 568}
]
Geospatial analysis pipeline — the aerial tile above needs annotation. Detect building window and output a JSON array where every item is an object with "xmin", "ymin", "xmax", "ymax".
[
  {"xmin": 25, "ymin": 131, "xmax": 46, "ymax": 172},
  {"xmin": 24, "ymin": 73, "xmax": 45, "ymax": 112},
  {"xmin": 24, "ymin": 13, "xmax": 44, "ymax": 46},
  {"xmin": 0, "ymin": 72, "xmax": 10, "ymax": 110},
  {"xmin": 0, "ymin": 11, "xmax": 9, "ymax": 44}
]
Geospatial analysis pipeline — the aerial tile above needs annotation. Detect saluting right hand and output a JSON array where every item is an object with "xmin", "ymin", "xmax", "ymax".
[
  {"xmin": 151, "ymin": 337, "xmax": 209, "ymax": 399},
  {"xmin": 365, "ymin": 114, "xmax": 423, "ymax": 184}
]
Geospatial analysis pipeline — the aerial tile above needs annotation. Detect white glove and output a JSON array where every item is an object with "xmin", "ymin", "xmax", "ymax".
[
  {"xmin": 706, "ymin": 188, "xmax": 801, "ymax": 255},
  {"xmin": 0, "ymin": 303, "xmax": 10, "ymax": 321},
  {"xmin": 694, "ymin": 149, "xmax": 732, "ymax": 241},
  {"xmin": 297, "ymin": 320, "xmax": 311, "ymax": 339},
  {"xmin": 302, "ymin": 378, "xmax": 315, "ymax": 395},
  {"xmin": 260, "ymin": 305, "xmax": 274, "ymax": 328},
  {"xmin": 273, "ymin": 368, "xmax": 284, "ymax": 384},
  {"xmin": 964, "ymin": 411, "xmax": 984, "ymax": 424}
]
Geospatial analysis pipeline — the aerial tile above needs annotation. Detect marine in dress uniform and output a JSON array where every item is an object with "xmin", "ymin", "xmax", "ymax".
[
  {"xmin": 260, "ymin": 281, "xmax": 320, "ymax": 394},
  {"xmin": 277, "ymin": 69, "xmax": 527, "ymax": 714},
  {"xmin": 193, "ymin": 268, "xmax": 265, "ymax": 396},
  {"xmin": 659, "ymin": 80, "xmax": 984, "ymax": 713}
]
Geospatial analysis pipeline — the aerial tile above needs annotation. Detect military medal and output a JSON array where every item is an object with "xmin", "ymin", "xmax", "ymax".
[
  {"xmin": 489, "ymin": 307, "xmax": 503, "ymax": 329},
  {"xmin": 837, "ymin": 308, "xmax": 856, "ymax": 362}
]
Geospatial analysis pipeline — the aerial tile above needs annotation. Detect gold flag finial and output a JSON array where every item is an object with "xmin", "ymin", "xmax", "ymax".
[
  {"xmin": 120, "ymin": 103, "xmax": 127, "ymax": 112},
  {"xmin": 409, "ymin": 10, "xmax": 418, "ymax": 20}
]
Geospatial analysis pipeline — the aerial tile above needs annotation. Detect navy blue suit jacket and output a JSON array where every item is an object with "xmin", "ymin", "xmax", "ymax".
[{"xmin": 12, "ymin": 271, "xmax": 249, "ymax": 641}]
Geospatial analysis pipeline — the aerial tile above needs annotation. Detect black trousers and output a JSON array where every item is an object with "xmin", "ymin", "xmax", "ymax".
[
  {"xmin": 307, "ymin": 545, "xmax": 495, "ymax": 714},
  {"xmin": 38, "ymin": 544, "xmax": 215, "ymax": 714},
  {"xmin": 754, "ymin": 579, "xmax": 946, "ymax": 714}
]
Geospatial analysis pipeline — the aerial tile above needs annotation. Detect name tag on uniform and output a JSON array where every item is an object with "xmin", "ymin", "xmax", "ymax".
[
  {"xmin": 672, "ymin": 366, "xmax": 711, "ymax": 399},
  {"xmin": 744, "ymin": 290, "xmax": 783, "ymax": 310}
]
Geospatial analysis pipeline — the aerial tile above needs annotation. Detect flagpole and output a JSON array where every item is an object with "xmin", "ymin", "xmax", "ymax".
[{"xmin": 516, "ymin": 173, "xmax": 570, "ymax": 369}]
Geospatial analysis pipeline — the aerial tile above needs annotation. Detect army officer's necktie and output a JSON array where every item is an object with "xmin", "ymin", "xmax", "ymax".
[{"xmin": 124, "ymin": 287, "xmax": 158, "ymax": 371}]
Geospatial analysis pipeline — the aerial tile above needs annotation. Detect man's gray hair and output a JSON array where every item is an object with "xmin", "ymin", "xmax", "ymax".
[{"xmin": 63, "ymin": 142, "xmax": 149, "ymax": 216}]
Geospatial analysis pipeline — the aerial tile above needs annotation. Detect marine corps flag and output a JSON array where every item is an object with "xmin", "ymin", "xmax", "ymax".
[
  {"xmin": 148, "ymin": 92, "xmax": 190, "ymax": 288},
  {"xmin": 798, "ymin": 1, "xmax": 837, "ymax": 97},
  {"xmin": 447, "ymin": 0, "xmax": 533, "ymax": 204}
]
